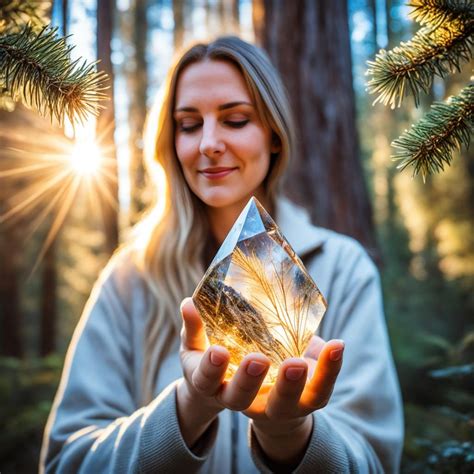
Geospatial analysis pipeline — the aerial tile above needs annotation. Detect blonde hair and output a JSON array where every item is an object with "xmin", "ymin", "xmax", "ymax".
[{"xmin": 135, "ymin": 36, "xmax": 296, "ymax": 402}]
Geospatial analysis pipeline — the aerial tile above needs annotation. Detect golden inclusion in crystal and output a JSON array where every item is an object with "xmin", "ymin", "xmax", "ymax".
[{"xmin": 192, "ymin": 197, "xmax": 327, "ymax": 383}]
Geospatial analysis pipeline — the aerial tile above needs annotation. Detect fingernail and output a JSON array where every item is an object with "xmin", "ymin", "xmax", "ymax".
[
  {"xmin": 180, "ymin": 297, "xmax": 191, "ymax": 313},
  {"xmin": 285, "ymin": 367, "xmax": 305, "ymax": 381},
  {"xmin": 210, "ymin": 351, "xmax": 225, "ymax": 366},
  {"xmin": 329, "ymin": 347, "xmax": 344, "ymax": 361},
  {"xmin": 247, "ymin": 361, "xmax": 267, "ymax": 377}
]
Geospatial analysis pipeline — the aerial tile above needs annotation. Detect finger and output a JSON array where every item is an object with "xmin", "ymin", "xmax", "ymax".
[
  {"xmin": 191, "ymin": 345, "xmax": 230, "ymax": 397},
  {"xmin": 180, "ymin": 297, "xmax": 208, "ymax": 351},
  {"xmin": 218, "ymin": 353, "xmax": 270, "ymax": 412},
  {"xmin": 265, "ymin": 358, "xmax": 308, "ymax": 419},
  {"xmin": 303, "ymin": 335, "xmax": 326, "ymax": 360},
  {"xmin": 300, "ymin": 339, "xmax": 344, "ymax": 411}
]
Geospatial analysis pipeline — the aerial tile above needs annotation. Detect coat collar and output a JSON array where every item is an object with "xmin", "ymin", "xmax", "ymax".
[{"xmin": 275, "ymin": 196, "xmax": 326, "ymax": 257}]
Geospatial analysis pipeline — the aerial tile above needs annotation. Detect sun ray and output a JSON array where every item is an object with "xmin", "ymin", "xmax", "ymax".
[
  {"xmin": 1, "ymin": 117, "xmax": 121, "ymax": 274},
  {"xmin": 23, "ymin": 174, "xmax": 76, "ymax": 243},
  {"xmin": 0, "ymin": 161, "xmax": 63, "ymax": 178},
  {"xmin": 1, "ymin": 169, "xmax": 72, "ymax": 223},
  {"xmin": 29, "ymin": 175, "xmax": 83, "ymax": 277}
]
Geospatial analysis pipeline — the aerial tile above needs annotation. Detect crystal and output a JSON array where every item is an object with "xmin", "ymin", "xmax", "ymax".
[{"xmin": 192, "ymin": 197, "xmax": 327, "ymax": 383}]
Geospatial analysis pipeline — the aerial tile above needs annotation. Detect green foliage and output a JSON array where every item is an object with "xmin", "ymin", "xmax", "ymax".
[
  {"xmin": 403, "ymin": 361, "xmax": 474, "ymax": 473},
  {"xmin": 376, "ymin": 154, "xmax": 474, "ymax": 471},
  {"xmin": 0, "ymin": 355, "xmax": 62, "ymax": 471},
  {"xmin": 0, "ymin": 1, "xmax": 108, "ymax": 124},
  {"xmin": 392, "ymin": 84, "xmax": 473, "ymax": 181}
]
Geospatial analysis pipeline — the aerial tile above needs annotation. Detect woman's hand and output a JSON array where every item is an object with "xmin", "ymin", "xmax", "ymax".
[
  {"xmin": 176, "ymin": 297, "xmax": 345, "ymax": 466},
  {"xmin": 244, "ymin": 336, "xmax": 344, "ymax": 466},
  {"xmin": 176, "ymin": 297, "xmax": 271, "ymax": 448}
]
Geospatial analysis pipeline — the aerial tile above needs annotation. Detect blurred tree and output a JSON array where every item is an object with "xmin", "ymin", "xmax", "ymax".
[
  {"xmin": 173, "ymin": 0, "xmax": 185, "ymax": 51},
  {"xmin": 128, "ymin": 0, "xmax": 149, "ymax": 224},
  {"xmin": 217, "ymin": 0, "xmax": 240, "ymax": 33},
  {"xmin": 0, "ymin": 104, "xmax": 69, "ymax": 358},
  {"xmin": 39, "ymin": 0, "xmax": 67, "ymax": 357},
  {"xmin": 96, "ymin": 0, "xmax": 119, "ymax": 255},
  {"xmin": 40, "ymin": 240, "xmax": 56, "ymax": 356},
  {"xmin": 0, "ymin": 112, "xmax": 23, "ymax": 356},
  {"xmin": 253, "ymin": 0, "xmax": 378, "ymax": 256}
]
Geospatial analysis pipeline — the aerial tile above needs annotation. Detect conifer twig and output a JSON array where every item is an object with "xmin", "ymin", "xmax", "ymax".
[
  {"xmin": 409, "ymin": 0, "xmax": 474, "ymax": 30},
  {"xmin": 0, "ymin": 25, "xmax": 108, "ymax": 124},
  {"xmin": 366, "ymin": 21, "xmax": 473, "ymax": 108},
  {"xmin": 392, "ymin": 84, "xmax": 473, "ymax": 181},
  {"xmin": 0, "ymin": 0, "xmax": 49, "ymax": 32}
]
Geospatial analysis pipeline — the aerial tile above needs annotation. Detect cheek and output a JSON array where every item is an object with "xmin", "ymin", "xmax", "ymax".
[
  {"xmin": 175, "ymin": 135, "xmax": 198, "ymax": 167},
  {"xmin": 236, "ymin": 131, "xmax": 271, "ymax": 169}
]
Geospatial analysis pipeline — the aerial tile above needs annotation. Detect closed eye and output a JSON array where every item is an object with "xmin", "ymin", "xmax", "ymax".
[
  {"xmin": 177, "ymin": 123, "xmax": 201, "ymax": 133},
  {"xmin": 225, "ymin": 119, "xmax": 249, "ymax": 128}
]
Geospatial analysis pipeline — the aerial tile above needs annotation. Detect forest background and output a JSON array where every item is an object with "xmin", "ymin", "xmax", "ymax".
[{"xmin": 0, "ymin": 0, "xmax": 472, "ymax": 472}]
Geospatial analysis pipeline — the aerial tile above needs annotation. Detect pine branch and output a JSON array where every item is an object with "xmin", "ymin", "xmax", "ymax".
[
  {"xmin": 0, "ymin": 25, "xmax": 108, "ymax": 125},
  {"xmin": 392, "ymin": 84, "xmax": 473, "ymax": 181},
  {"xmin": 0, "ymin": 0, "xmax": 49, "ymax": 33},
  {"xmin": 366, "ymin": 20, "xmax": 473, "ymax": 108},
  {"xmin": 409, "ymin": 0, "xmax": 474, "ymax": 30}
]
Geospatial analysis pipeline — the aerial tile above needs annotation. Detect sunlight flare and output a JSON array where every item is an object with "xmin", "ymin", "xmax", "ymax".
[
  {"xmin": 1, "ymin": 121, "xmax": 119, "ymax": 275},
  {"xmin": 68, "ymin": 141, "xmax": 103, "ymax": 177}
]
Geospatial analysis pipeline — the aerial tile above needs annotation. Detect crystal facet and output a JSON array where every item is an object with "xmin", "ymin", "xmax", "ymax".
[{"xmin": 193, "ymin": 197, "xmax": 327, "ymax": 383}]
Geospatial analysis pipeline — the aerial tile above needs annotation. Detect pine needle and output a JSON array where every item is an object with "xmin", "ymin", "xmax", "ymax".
[
  {"xmin": 0, "ymin": 25, "xmax": 108, "ymax": 125},
  {"xmin": 0, "ymin": 0, "xmax": 49, "ymax": 32},
  {"xmin": 409, "ymin": 0, "xmax": 474, "ymax": 30},
  {"xmin": 392, "ymin": 84, "xmax": 473, "ymax": 181},
  {"xmin": 366, "ymin": 20, "xmax": 473, "ymax": 108}
]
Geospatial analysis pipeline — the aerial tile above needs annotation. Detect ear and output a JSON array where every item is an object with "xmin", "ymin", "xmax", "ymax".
[{"xmin": 270, "ymin": 133, "xmax": 282, "ymax": 154}]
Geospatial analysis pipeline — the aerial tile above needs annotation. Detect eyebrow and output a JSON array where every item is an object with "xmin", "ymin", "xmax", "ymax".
[{"xmin": 175, "ymin": 101, "xmax": 254, "ymax": 113}]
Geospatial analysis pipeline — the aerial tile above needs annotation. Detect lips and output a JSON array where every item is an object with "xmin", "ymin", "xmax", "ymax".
[{"xmin": 199, "ymin": 167, "xmax": 237, "ymax": 179}]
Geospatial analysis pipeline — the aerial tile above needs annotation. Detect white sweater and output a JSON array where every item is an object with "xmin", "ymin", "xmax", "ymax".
[{"xmin": 40, "ymin": 198, "xmax": 403, "ymax": 473}]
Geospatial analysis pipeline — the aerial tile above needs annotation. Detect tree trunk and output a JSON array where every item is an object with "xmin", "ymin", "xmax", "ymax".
[
  {"xmin": 97, "ymin": 0, "xmax": 119, "ymax": 256},
  {"xmin": 231, "ymin": 0, "xmax": 240, "ymax": 32},
  {"xmin": 254, "ymin": 0, "xmax": 377, "ymax": 256},
  {"xmin": 173, "ymin": 0, "xmax": 185, "ymax": 51},
  {"xmin": 36, "ymin": 0, "xmax": 69, "ymax": 357},
  {"xmin": 0, "ymin": 143, "xmax": 23, "ymax": 356},
  {"xmin": 129, "ymin": 0, "xmax": 149, "ymax": 224},
  {"xmin": 39, "ymin": 239, "xmax": 56, "ymax": 355},
  {"xmin": 61, "ymin": 0, "xmax": 68, "ymax": 35}
]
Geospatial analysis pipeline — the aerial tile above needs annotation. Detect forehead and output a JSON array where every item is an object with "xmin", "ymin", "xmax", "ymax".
[{"xmin": 175, "ymin": 59, "xmax": 252, "ymax": 106}]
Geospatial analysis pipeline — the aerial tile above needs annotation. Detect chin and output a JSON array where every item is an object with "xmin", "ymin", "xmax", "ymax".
[{"xmin": 199, "ymin": 189, "xmax": 249, "ymax": 210}]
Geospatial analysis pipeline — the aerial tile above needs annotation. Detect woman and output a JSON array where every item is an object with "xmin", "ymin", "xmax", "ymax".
[{"xmin": 40, "ymin": 36, "xmax": 403, "ymax": 473}]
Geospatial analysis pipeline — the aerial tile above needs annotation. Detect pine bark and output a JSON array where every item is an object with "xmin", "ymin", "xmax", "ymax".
[
  {"xmin": 97, "ymin": 0, "xmax": 119, "ymax": 255},
  {"xmin": 254, "ymin": 0, "xmax": 377, "ymax": 256}
]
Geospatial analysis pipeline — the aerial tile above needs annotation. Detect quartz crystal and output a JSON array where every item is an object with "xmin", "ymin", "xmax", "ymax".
[{"xmin": 193, "ymin": 197, "xmax": 327, "ymax": 383}]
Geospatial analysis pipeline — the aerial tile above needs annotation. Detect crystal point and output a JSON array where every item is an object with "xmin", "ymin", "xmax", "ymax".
[{"xmin": 193, "ymin": 197, "xmax": 327, "ymax": 383}]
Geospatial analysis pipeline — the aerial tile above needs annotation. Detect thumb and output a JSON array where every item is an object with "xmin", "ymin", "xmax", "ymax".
[{"xmin": 180, "ymin": 297, "xmax": 208, "ymax": 351}]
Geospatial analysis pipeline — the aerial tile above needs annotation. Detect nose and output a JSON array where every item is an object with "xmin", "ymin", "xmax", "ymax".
[{"xmin": 199, "ymin": 121, "xmax": 225, "ymax": 158}]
